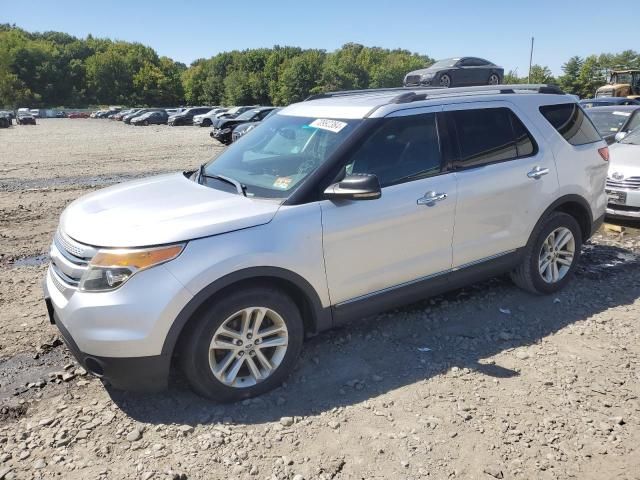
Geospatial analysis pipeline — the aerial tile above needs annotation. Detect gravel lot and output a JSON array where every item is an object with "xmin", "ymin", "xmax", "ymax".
[{"xmin": 0, "ymin": 119, "xmax": 639, "ymax": 480}]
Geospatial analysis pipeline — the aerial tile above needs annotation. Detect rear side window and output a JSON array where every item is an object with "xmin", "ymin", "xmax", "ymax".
[
  {"xmin": 448, "ymin": 107, "xmax": 536, "ymax": 169},
  {"xmin": 539, "ymin": 103, "xmax": 601, "ymax": 145}
]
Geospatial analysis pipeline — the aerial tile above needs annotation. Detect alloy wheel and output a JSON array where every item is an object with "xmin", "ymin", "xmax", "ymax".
[
  {"xmin": 538, "ymin": 227, "xmax": 575, "ymax": 283},
  {"xmin": 439, "ymin": 75, "xmax": 451, "ymax": 88},
  {"xmin": 208, "ymin": 307, "xmax": 289, "ymax": 388},
  {"xmin": 489, "ymin": 74, "xmax": 500, "ymax": 85}
]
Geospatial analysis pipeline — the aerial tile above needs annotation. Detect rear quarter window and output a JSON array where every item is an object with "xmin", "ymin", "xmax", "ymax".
[{"xmin": 539, "ymin": 103, "xmax": 601, "ymax": 145}]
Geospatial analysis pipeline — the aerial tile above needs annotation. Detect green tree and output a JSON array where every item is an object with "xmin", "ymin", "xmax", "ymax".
[{"xmin": 558, "ymin": 56, "xmax": 583, "ymax": 95}]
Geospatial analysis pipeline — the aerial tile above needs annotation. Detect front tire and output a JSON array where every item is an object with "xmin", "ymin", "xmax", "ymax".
[
  {"xmin": 439, "ymin": 74, "xmax": 451, "ymax": 88},
  {"xmin": 202, "ymin": 119, "xmax": 212, "ymax": 127},
  {"xmin": 180, "ymin": 286, "xmax": 304, "ymax": 402},
  {"xmin": 511, "ymin": 211, "xmax": 582, "ymax": 294}
]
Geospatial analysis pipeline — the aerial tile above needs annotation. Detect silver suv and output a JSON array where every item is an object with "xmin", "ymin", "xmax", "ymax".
[{"xmin": 44, "ymin": 85, "xmax": 609, "ymax": 402}]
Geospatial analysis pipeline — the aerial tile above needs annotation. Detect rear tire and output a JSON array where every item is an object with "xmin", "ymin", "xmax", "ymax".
[
  {"xmin": 511, "ymin": 211, "xmax": 582, "ymax": 294},
  {"xmin": 180, "ymin": 286, "xmax": 304, "ymax": 402},
  {"xmin": 488, "ymin": 73, "xmax": 500, "ymax": 85},
  {"xmin": 439, "ymin": 74, "xmax": 451, "ymax": 88},
  {"xmin": 202, "ymin": 119, "xmax": 212, "ymax": 127}
]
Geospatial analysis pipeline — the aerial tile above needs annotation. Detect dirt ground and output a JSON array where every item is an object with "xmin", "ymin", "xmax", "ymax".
[{"xmin": 0, "ymin": 119, "xmax": 639, "ymax": 480}]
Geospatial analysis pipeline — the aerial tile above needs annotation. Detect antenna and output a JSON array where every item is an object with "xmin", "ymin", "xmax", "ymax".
[{"xmin": 528, "ymin": 37, "xmax": 535, "ymax": 83}]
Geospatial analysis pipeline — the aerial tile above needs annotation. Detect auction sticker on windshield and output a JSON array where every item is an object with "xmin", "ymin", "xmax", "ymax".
[{"xmin": 308, "ymin": 118, "xmax": 348, "ymax": 133}]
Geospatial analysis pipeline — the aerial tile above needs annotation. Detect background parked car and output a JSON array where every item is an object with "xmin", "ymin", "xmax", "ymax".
[
  {"xmin": 605, "ymin": 127, "xmax": 640, "ymax": 220},
  {"xmin": 579, "ymin": 97, "xmax": 640, "ymax": 108},
  {"xmin": 68, "ymin": 111, "xmax": 90, "ymax": 119},
  {"xmin": 131, "ymin": 110, "xmax": 168, "ymax": 126},
  {"xmin": 0, "ymin": 111, "xmax": 11, "ymax": 128},
  {"xmin": 230, "ymin": 107, "xmax": 281, "ymax": 143},
  {"xmin": 193, "ymin": 108, "xmax": 228, "ymax": 127},
  {"xmin": 210, "ymin": 107, "xmax": 276, "ymax": 145},
  {"xmin": 215, "ymin": 105, "xmax": 254, "ymax": 120},
  {"xmin": 123, "ymin": 108, "xmax": 163, "ymax": 124},
  {"xmin": 168, "ymin": 107, "xmax": 212, "ymax": 126},
  {"xmin": 404, "ymin": 57, "xmax": 504, "ymax": 88},
  {"xmin": 585, "ymin": 105, "xmax": 640, "ymax": 144},
  {"xmin": 16, "ymin": 112, "xmax": 36, "ymax": 125}
]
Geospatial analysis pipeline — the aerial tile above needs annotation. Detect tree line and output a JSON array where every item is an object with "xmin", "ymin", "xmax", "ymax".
[{"xmin": 1, "ymin": 24, "xmax": 639, "ymax": 108}]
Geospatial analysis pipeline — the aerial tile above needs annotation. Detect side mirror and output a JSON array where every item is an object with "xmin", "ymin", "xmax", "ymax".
[
  {"xmin": 324, "ymin": 174, "xmax": 381, "ymax": 201},
  {"xmin": 615, "ymin": 131, "xmax": 627, "ymax": 142}
]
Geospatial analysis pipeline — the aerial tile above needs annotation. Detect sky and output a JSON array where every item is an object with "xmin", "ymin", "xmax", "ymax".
[{"xmin": 1, "ymin": 0, "xmax": 635, "ymax": 76}]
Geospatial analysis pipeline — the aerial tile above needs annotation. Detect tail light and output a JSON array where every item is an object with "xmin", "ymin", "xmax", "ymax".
[{"xmin": 598, "ymin": 146, "xmax": 609, "ymax": 162}]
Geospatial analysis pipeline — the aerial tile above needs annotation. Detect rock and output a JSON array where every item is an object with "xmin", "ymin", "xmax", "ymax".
[
  {"xmin": 328, "ymin": 421, "xmax": 340, "ymax": 430},
  {"xmin": 610, "ymin": 416, "xmax": 624, "ymax": 425},
  {"xmin": 141, "ymin": 473, "xmax": 154, "ymax": 480},
  {"xmin": 178, "ymin": 425, "xmax": 194, "ymax": 435},
  {"xmin": 0, "ymin": 468, "xmax": 12, "ymax": 480},
  {"xmin": 292, "ymin": 475, "xmax": 304, "ymax": 480},
  {"xmin": 249, "ymin": 465, "xmax": 259, "ymax": 476},
  {"xmin": 515, "ymin": 351, "xmax": 530, "ymax": 360},
  {"xmin": 33, "ymin": 459, "xmax": 46, "ymax": 470},
  {"xmin": 400, "ymin": 460, "xmax": 409, "ymax": 468},
  {"xmin": 126, "ymin": 428, "xmax": 142, "ymax": 442},
  {"xmin": 38, "ymin": 417, "xmax": 54, "ymax": 426},
  {"xmin": 483, "ymin": 465, "xmax": 504, "ymax": 478},
  {"xmin": 280, "ymin": 416, "xmax": 294, "ymax": 427},
  {"xmin": 61, "ymin": 372, "xmax": 75, "ymax": 382}
]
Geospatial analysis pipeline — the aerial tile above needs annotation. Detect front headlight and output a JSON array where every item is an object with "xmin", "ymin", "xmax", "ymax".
[
  {"xmin": 79, "ymin": 244, "xmax": 184, "ymax": 292},
  {"xmin": 221, "ymin": 128, "xmax": 232, "ymax": 134}
]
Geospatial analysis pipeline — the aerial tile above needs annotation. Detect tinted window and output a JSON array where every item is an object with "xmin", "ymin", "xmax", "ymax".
[
  {"xmin": 347, "ymin": 113, "xmax": 442, "ymax": 187},
  {"xmin": 449, "ymin": 107, "xmax": 535, "ymax": 168},
  {"xmin": 540, "ymin": 104, "xmax": 601, "ymax": 145},
  {"xmin": 625, "ymin": 112, "xmax": 640, "ymax": 132}
]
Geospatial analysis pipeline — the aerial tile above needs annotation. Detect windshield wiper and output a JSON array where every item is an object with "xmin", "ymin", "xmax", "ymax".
[{"xmin": 198, "ymin": 164, "xmax": 247, "ymax": 197}]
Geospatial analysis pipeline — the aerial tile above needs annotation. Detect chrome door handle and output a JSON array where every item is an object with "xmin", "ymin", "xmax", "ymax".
[
  {"xmin": 527, "ymin": 166, "xmax": 550, "ymax": 179},
  {"xmin": 417, "ymin": 191, "xmax": 447, "ymax": 206}
]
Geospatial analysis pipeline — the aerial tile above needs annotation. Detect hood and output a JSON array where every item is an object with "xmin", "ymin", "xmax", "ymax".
[
  {"xmin": 212, "ymin": 118, "xmax": 244, "ymax": 129},
  {"xmin": 608, "ymin": 143, "xmax": 640, "ymax": 177},
  {"xmin": 60, "ymin": 173, "xmax": 281, "ymax": 248},
  {"xmin": 406, "ymin": 66, "xmax": 442, "ymax": 77}
]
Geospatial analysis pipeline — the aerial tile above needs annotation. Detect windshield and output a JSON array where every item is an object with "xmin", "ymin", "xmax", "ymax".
[
  {"xmin": 202, "ymin": 114, "xmax": 361, "ymax": 198},
  {"xmin": 236, "ymin": 110, "xmax": 259, "ymax": 121},
  {"xmin": 612, "ymin": 73, "xmax": 633, "ymax": 84},
  {"xmin": 621, "ymin": 127, "xmax": 640, "ymax": 145},
  {"xmin": 587, "ymin": 110, "xmax": 631, "ymax": 135},
  {"xmin": 429, "ymin": 58, "xmax": 459, "ymax": 69}
]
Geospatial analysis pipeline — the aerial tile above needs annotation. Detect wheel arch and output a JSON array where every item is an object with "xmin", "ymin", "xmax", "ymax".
[
  {"xmin": 531, "ymin": 194, "xmax": 595, "ymax": 246},
  {"xmin": 162, "ymin": 267, "xmax": 332, "ymax": 358}
]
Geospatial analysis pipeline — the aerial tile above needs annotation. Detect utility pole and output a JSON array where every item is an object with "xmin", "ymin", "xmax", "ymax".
[{"xmin": 528, "ymin": 37, "xmax": 534, "ymax": 83}]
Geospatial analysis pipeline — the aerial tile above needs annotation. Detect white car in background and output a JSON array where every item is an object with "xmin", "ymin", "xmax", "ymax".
[
  {"xmin": 605, "ymin": 127, "xmax": 640, "ymax": 220},
  {"xmin": 193, "ymin": 108, "xmax": 228, "ymax": 127}
]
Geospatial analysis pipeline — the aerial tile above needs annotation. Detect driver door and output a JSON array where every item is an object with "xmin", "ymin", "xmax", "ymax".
[{"xmin": 320, "ymin": 107, "xmax": 457, "ymax": 316}]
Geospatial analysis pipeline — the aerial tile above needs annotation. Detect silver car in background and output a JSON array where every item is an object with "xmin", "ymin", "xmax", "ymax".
[{"xmin": 606, "ymin": 127, "xmax": 640, "ymax": 219}]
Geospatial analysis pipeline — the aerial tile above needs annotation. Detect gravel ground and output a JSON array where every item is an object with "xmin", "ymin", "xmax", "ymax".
[{"xmin": 0, "ymin": 119, "xmax": 639, "ymax": 480}]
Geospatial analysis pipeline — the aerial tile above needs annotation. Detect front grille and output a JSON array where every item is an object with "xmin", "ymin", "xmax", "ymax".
[
  {"xmin": 404, "ymin": 75, "xmax": 421, "ymax": 85},
  {"xmin": 49, "ymin": 230, "xmax": 97, "ymax": 289},
  {"xmin": 606, "ymin": 176, "xmax": 640, "ymax": 190}
]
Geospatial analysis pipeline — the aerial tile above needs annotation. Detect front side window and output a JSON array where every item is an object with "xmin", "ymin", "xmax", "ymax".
[
  {"xmin": 346, "ymin": 113, "xmax": 442, "ymax": 187},
  {"xmin": 540, "ymin": 103, "xmax": 601, "ymax": 145},
  {"xmin": 623, "ymin": 111, "xmax": 640, "ymax": 133},
  {"xmin": 448, "ymin": 107, "xmax": 535, "ymax": 168},
  {"xmin": 203, "ymin": 114, "xmax": 361, "ymax": 198}
]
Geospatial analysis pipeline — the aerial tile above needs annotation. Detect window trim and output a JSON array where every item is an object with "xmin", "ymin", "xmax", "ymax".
[
  {"xmin": 444, "ymin": 106, "xmax": 539, "ymax": 171},
  {"xmin": 539, "ymin": 103, "xmax": 602, "ymax": 147}
]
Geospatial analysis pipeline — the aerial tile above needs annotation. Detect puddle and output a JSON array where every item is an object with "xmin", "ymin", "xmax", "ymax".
[{"xmin": 10, "ymin": 254, "xmax": 49, "ymax": 267}]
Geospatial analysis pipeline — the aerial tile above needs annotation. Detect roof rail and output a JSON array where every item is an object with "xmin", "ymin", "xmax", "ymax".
[{"xmin": 304, "ymin": 84, "xmax": 565, "ymax": 103}]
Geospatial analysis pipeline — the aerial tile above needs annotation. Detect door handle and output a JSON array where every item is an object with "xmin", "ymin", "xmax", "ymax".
[
  {"xmin": 527, "ymin": 166, "xmax": 550, "ymax": 179},
  {"xmin": 417, "ymin": 191, "xmax": 447, "ymax": 206}
]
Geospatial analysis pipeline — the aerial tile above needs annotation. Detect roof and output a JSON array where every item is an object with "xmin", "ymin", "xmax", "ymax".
[{"xmin": 281, "ymin": 84, "xmax": 570, "ymax": 120}]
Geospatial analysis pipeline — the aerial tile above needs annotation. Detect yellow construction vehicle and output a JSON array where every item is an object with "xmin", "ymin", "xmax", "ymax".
[{"xmin": 596, "ymin": 69, "xmax": 640, "ymax": 99}]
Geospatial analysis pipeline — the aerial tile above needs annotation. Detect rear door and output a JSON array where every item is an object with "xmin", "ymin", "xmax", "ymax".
[
  {"xmin": 321, "ymin": 107, "xmax": 457, "ymax": 305},
  {"xmin": 443, "ymin": 101, "xmax": 558, "ymax": 268}
]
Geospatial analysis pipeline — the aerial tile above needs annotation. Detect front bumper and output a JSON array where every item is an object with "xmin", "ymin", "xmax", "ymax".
[
  {"xmin": 43, "ymin": 263, "xmax": 193, "ymax": 391},
  {"xmin": 605, "ymin": 187, "xmax": 640, "ymax": 220}
]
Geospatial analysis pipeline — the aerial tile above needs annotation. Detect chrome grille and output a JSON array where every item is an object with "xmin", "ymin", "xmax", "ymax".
[
  {"xmin": 606, "ymin": 176, "xmax": 640, "ymax": 190},
  {"xmin": 405, "ymin": 75, "xmax": 421, "ymax": 85},
  {"xmin": 50, "ymin": 230, "xmax": 97, "ymax": 289}
]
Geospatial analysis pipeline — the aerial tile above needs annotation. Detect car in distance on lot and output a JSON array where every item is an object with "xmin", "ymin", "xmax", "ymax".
[
  {"xmin": 585, "ymin": 105, "xmax": 640, "ymax": 144},
  {"xmin": 604, "ymin": 127, "xmax": 640, "ymax": 220},
  {"xmin": 404, "ymin": 57, "xmax": 503, "ymax": 88},
  {"xmin": 16, "ymin": 111, "xmax": 37, "ymax": 125},
  {"xmin": 0, "ymin": 111, "xmax": 11, "ymax": 128},
  {"xmin": 193, "ymin": 108, "xmax": 228, "ymax": 127},
  {"xmin": 131, "ymin": 110, "xmax": 169, "ymax": 126},
  {"xmin": 168, "ymin": 107, "xmax": 213, "ymax": 126},
  {"xmin": 579, "ymin": 97, "xmax": 640, "ymax": 108},
  {"xmin": 210, "ymin": 107, "xmax": 277, "ymax": 145},
  {"xmin": 231, "ymin": 108, "xmax": 282, "ymax": 143},
  {"xmin": 44, "ymin": 84, "xmax": 608, "ymax": 402}
]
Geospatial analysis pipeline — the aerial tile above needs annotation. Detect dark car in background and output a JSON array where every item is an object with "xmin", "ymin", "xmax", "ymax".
[
  {"xmin": 404, "ymin": 57, "xmax": 504, "ymax": 88},
  {"xmin": 131, "ymin": 110, "xmax": 168, "ymax": 126},
  {"xmin": 230, "ymin": 107, "xmax": 281, "ymax": 143},
  {"xmin": 580, "ymin": 97, "xmax": 640, "ymax": 108},
  {"xmin": 585, "ymin": 105, "xmax": 640, "ymax": 144},
  {"xmin": 168, "ymin": 107, "xmax": 212, "ymax": 126},
  {"xmin": 0, "ymin": 111, "xmax": 11, "ymax": 128},
  {"xmin": 210, "ymin": 107, "xmax": 276, "ymax": 145},
  {"xmin": 124, "ymin": 108, "xmax": 164, "ymax": 124}
]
